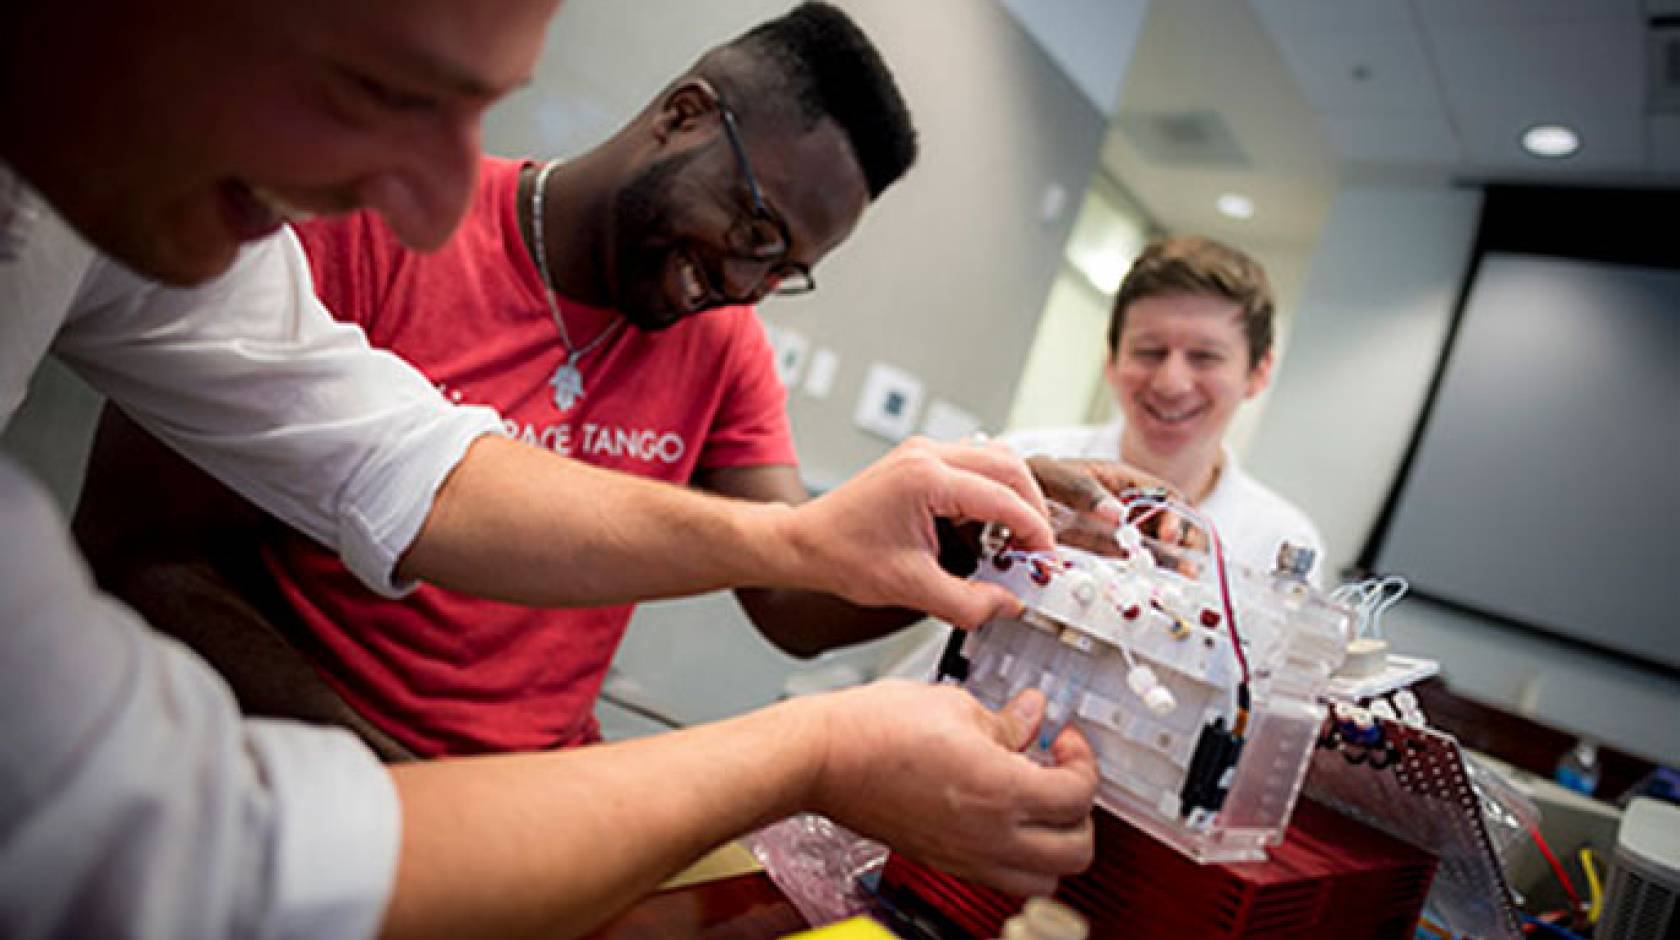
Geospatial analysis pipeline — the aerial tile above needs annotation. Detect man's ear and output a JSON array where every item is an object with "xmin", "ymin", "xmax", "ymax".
[
  {"xmin": 1245, "ymin": 347, "xmax": 1275, "ymax": 400},
  {"xmin": 652, "ymin": 81, "xmax": 719, "ymax": 145},
  {"xmin": 1103, "ymin": 352, "xmax": 1123, "ymax": 396}
]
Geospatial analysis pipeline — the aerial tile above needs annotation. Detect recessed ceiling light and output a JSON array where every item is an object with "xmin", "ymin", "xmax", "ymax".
[
  {"xmin": 1216, "ymin": 193, "xmax": 1255, "ymax": 220},
  {"xmin": 1522, "ymin": 124, "xmax": 1580, "ymax": 159}
]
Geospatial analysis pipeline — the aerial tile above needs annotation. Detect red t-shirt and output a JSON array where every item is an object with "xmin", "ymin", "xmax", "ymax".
[{"xmin": 275, "ymin": 155, "xmax": 796, "ymax": 756}]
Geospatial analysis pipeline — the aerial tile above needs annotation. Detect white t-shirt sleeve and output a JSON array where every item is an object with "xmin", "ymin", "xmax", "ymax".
[
  {"xmin": 999, "ymin": 424, "xmax": 1113, "ymax": 460},
  {"xmin": 0, "ymin": 458, "xmax": 399, "ymax": 939},
  {"xmin": 50, "ymin": 228, "xmax": 500, "ymax": 596}
]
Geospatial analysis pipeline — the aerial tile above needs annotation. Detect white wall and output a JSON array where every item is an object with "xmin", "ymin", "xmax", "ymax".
[
  {"xmin": 1248, "ymin": 183, "xmax": 1482, "ymax": 574},
  {"xmin": 1249, "ymin": 181, "xmax": 1680, "ymax": 764}
]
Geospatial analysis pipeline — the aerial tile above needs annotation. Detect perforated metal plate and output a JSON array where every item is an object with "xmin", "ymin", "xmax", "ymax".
[{"xmin": 1306, "ymin": 715, "xmax": 1522, "ymax": 940}]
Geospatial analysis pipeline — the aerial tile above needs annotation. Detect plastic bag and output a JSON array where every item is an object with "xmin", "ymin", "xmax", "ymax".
[
  {"xmin": 744, "ymin": 814, "xmax": 889, "ymax": 926},
  {"xmin": 1464, "ymin": 752, "xmax": 1542, "ymax": 866}
]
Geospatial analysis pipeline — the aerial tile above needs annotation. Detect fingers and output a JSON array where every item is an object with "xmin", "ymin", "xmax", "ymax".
[
  {"xmin": 917, "ymin": 574, "xmax": 1023, "ymax": 631},
  {"xmin": 1027, "ymin": 455, "xmax": 1113, "ymax": 516},
  {"xmin": 1084, "ymin": 460, "xmax": 1175, "ymax": 499},
  {"xmin": 993, "ymin": 688, "xmax": 1047, "ymax": 752},
  {"xmin": 922, "ymin": 459, "xmax": 1054, "ymax": 553},
  {"xmin": 947, "ymin": 804, "xmax": 1095, "ymax": 896},
  {"xmin": 1052, "ymin": 511, "xmax": 1128, "ymax": 557},
  {"xmin": 1007, "ymin": 815, "xmax": 1097, "ymax": 873},
  {"xmin": 972, "ymin": 868, "xmax": 1060, "ymax": 900},
  {"xmin": 1013, "ymin": 751, "xmax": 1100, "ymax": 830},
  {"xmin": 1048, "ymin": 722, "xmax": 1098, "ymax": 784},
  {"xmin": 928, "ymin": 439, "xmax": 1050, "ymax": 521},
  {"xmin": 1089, "ymin": 494, "xmax": 1125, "ymax": 526},
  {"xmin": 992, "ymin": 691, "xmax": 1098, "ymax": 827}
]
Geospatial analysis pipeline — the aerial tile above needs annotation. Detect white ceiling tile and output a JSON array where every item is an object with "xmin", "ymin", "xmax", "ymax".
[
  {"xmin": 1424, "ymin": 20, "xmax": 1644, "ymax": 114},
  {"xmin": 1325, "ymin": 113, "xmax": 1465, "ymax": 165},
  {"xmin": 1422, "ymin": 18, "xmax": 1646, "ymax": 175},
  {"xmin": 1251, "ymin": 0, "xmax": 1413, "ymax": 33},
  {"xmin": 1264, "ymin": 22, "xmax": 1445, "ymax": 114},
  {"xmin": 1456, "ymin": 105, "xmax": 1647, "ymax": 173}
]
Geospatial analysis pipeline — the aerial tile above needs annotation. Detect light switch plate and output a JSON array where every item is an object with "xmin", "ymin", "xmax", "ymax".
[
  {"xmin": 921, "ymin": 399, "xmax": 983, "ymax": 442},
  {"xmin": 763, "ymin": 324, "xmax": 810, "ymax": 387},
  {"xmin": 803, "ymin": 347, "xmax": 839, "ymax": 400}
]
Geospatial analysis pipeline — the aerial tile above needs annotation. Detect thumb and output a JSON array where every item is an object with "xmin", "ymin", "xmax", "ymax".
[
  {"xmin": 923, "ymin": 572, "xmax": 1023, "ymax": 631},
  {"xmin": 1049, "ymin": 722, "xmax": 1099, "ymax": 786},
  {"xmin": 996, "ymin": 688, "xmax": 1047, "ymax": 753},
  {"xmin": 1091, "ymin": 494, "xmax": 1125, "ymax": 526}
]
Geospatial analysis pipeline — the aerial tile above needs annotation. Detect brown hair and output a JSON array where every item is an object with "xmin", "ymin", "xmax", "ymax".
[{"xmin": 1106, "ymin": 235, "xmax": 1274, "ymax": 369}]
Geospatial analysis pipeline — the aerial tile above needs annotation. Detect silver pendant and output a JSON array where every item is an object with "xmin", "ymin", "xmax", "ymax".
[{"xmin": 550, "ymin": 356, "xmax": 585, "ymax": 412}]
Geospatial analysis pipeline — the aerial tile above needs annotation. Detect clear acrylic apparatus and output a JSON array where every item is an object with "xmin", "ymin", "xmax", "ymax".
[{"xmin": 957, "ymin": 529, "xmax": 1349, "ymax": 864}]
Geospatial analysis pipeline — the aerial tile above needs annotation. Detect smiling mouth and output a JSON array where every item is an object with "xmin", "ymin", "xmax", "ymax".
[{"xmin": 1142, "ymin": 401, "xmax": 1207, "ymax": 425}]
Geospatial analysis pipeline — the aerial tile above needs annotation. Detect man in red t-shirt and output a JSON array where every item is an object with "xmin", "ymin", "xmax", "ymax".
[{"xmin": 75, "ymin": 4, "xmax": 938, "ymax": 759}]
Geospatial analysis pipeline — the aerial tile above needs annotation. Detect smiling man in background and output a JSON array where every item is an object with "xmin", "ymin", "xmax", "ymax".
[
  {"xmin": 0, "ymin": 0, "xmax": 1099, "ymax": 936},
  {"xmin": 890, "ymin": 235, "xmax": 1324, "ymax": 684},
  {"xmin": 1021, "ymin": 234, "xmax": 1324, "ymax": 574}
]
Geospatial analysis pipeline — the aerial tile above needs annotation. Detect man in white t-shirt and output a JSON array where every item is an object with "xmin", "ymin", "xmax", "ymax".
[
  {"xmin": 894, "ymin": 235, "xmax": 1323, "ymax": 681},
  {"xmin": 1054, "ymin": 234, "xmax": 1323, "ymax": 573}
]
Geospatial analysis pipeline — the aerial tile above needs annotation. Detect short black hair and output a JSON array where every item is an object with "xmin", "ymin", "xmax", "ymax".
[{"xmin": 710, "ymin": 2, "xmax": 917, "ymax": 200}]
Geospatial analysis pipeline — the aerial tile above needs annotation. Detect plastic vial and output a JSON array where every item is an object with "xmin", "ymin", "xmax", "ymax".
[
  {"xmin": 1274, "ymin": 542, "xmax": 1317, "ymax": 582},
  {"xmin": 1271, "ymin": 542, "xmax": 1316, "ymax": 606},
  {"xmin": 1554, "ymin": 739, "xmax": 1601, "ymax": 796},
  {"xmin": 997, "ymin": 897, "xmax": 1089, "ymax": 940},
  {"xmin": 1038, "ymin": 641, "xmax": 1097, "ymax": 751}
]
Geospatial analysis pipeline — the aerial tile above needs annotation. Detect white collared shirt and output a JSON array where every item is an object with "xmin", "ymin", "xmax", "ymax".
[{"xmin": 0, "ymin": 165, "xmax": 499, "ymax": 939}]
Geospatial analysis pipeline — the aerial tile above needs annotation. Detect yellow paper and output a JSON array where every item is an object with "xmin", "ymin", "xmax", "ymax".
[
  {"xmin": 658, "ymin": 840, "xmax": 764, "ymax": 890},
  {"xmin": 779, "ymin": 915, "xmax": 900, "ymax": 939}
]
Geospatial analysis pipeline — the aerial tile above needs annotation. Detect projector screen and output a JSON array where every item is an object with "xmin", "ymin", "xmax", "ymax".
[{"xmin": 1370, "ymin": 252, "xmax": 1680, "ymax": 671}]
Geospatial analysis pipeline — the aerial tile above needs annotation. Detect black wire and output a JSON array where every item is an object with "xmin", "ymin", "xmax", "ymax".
[{"xmin": 596, "ymin": 688, "xmax": 686, "ymax": 731}]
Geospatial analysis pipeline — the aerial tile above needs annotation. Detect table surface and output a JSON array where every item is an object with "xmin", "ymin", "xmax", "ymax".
[{"xmin": 585, "ymin": 872, "xmax": 805, "ymax": 940}]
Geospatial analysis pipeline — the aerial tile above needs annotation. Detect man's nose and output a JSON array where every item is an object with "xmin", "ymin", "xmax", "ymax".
[
  {"xmin": 1150, "ymin": 353, "xmax": 1195, "ymax": 395},
  {"xmin": 719, "ymin": 255, "xmax": 775, "ymax": 303}
]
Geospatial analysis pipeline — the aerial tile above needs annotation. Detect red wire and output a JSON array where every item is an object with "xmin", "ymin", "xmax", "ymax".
[
  {"xmin": 1118, "ymin": 495, "xmax": 1251, "ymax": 690},
  {"xmin": 1207, "ymin": 522, "xmax": 1251, "ymax": 685},
  {"xmin": 1528, "ymin": 825, "xmax": 1584, "ymax": 923}
]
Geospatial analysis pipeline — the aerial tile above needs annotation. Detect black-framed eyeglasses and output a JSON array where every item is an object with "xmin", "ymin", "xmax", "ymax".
[{"xmin": 713, "ymin": 92, "xmax": 816, "ymax": 299}]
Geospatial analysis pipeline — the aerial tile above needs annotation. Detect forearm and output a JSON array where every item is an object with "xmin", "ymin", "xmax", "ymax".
[
  {"xmin": 399, "ymin": 435, "xmax": 802, "ymax": 607},
  {"xmin": 406, "ymin": 436, "xmax": 1051, "ymax": 630},
  {"xmin": 735, "ymin": 516, "xmax": 979, "ymax": 657},
  {"xmin": 380, "ymin": 697, "xmax": 827, "ymax": 940},
  {"xmin": 736, "ymin": 587, "xmax": 923, "ymax": 658}
]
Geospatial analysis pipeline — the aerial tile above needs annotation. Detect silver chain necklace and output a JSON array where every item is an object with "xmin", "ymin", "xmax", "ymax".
[{"xmin": 531, "ymin": 159, "xmax": 624, "ymax": 412}]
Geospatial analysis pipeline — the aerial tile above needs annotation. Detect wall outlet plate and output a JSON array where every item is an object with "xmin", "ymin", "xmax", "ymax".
[
  {"xmin": 921, "ymin": 398, "xmax": 982, "ymax": 442},
  {"xmin": 853, "ymin": 362, "xmax": 924, "ymax": 442},
  {"xmin": 803, "ymin": 347, "xmax": 839, "ymax": 400}
]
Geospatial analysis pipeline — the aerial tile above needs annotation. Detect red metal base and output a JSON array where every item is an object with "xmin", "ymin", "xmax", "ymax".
[{"xmin": 879, "ymin": 799, "xmax": 1436, "ymax": 940}]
